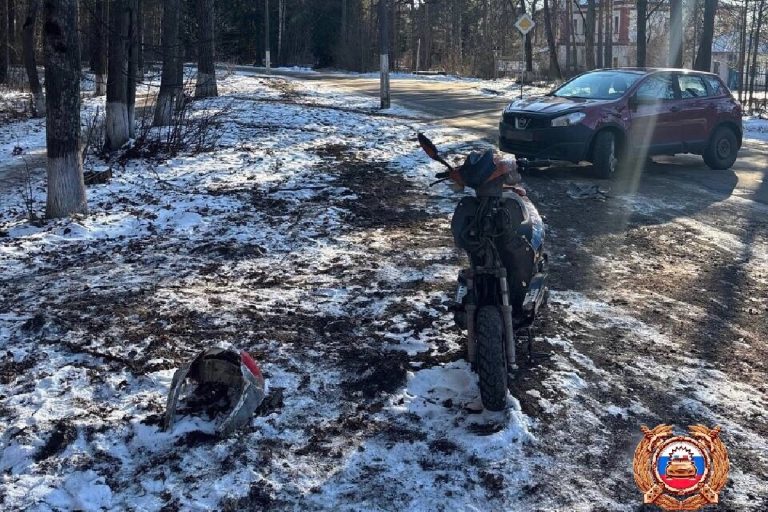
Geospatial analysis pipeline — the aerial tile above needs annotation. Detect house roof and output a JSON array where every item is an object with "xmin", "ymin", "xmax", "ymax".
[{"xmin": 713, "ymin": 33, "xmax": 768, "ymax": 55}]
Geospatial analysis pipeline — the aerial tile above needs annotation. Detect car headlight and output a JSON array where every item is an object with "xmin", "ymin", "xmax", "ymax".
[{"xmin": 551, "ymin": 112, "xmax": 586, "ymax": 127}]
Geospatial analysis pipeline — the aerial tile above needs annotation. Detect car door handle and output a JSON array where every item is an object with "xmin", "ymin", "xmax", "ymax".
[{"xmin": 669, "ymin": 106, "xmax": 681, "ymax": 112}]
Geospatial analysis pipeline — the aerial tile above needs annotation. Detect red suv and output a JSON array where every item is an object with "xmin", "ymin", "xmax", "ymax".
[{"xmin": 499, "ymin": 68, "xmax": 743, "ymax": 178}]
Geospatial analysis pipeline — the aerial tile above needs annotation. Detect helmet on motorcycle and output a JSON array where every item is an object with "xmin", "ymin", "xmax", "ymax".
[{"xmin": 458, "ymin": 149, "xmax": 496, "ymax": 188}]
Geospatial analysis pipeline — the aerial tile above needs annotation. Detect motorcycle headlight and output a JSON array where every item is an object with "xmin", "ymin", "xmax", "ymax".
[{"xmin": 551, "ymin": 112, "xmax": 586, "ymax": 127}]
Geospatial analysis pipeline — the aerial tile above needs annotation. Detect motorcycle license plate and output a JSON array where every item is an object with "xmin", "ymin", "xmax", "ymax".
[{"xmin": 455, "ymin": 283, "xmax": 468, "ymax": 303}]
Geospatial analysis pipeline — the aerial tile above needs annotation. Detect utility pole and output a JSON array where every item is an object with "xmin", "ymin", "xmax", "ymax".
[
  {"xmin": 264, "ymin": 0, "xmax": 270, "ymax": 73},
  {"xmin": 379, "ymin": 0, "xmax": 390, "ymax": 109}
]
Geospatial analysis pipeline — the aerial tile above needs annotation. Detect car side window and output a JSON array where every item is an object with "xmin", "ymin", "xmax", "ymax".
[
  {"xmin": 704, "ymin": 76, "xmax": 726, "ymax": 97},
  {"xmin": 678, "ymin": 75, "xmax": 709, "ymax": 99},
  {"xmin": 635, "ymin": 74, "xmax": 676, "ymax": 102}
]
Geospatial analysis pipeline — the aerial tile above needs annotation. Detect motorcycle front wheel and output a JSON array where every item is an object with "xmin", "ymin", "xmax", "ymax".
[{"xmin": 475, "ymin": 306, "xmax": 508, "ymax": 411}]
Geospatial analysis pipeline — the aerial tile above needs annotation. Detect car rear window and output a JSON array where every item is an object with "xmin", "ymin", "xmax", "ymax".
[
  {"xmin": 703, "ymin": 76, "xmax": 727, "ymax": 96},
  {"xmin": 678, "ymin": 75, "xmax": 709, "ymax": 98}
]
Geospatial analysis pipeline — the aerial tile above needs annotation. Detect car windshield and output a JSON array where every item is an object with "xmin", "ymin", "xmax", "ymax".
[{"xmin": 553, "ymin": 71, "xmax": 643, "ymax": 100}]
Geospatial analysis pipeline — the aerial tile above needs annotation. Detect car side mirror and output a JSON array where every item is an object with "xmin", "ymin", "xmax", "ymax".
[{"xmin": 628, "ymin": 95, "xmax": 638, "ymax": 110}]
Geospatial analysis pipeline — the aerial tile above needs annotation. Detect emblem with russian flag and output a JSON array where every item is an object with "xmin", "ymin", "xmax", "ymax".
[{"xmin": 655, "ymin": 440, "xmax": 707, "ymax": 491}]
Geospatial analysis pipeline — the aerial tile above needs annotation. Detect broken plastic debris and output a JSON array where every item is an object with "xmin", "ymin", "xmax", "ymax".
[{"xmin": 164, "ymin": 347, "xmax": 266, "ymax": 436}]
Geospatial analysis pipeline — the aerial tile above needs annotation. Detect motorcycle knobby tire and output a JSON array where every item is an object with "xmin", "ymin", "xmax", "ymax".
[{"xmin": 475, "ymin": 305, "xmax": 508, "ymax": 411}]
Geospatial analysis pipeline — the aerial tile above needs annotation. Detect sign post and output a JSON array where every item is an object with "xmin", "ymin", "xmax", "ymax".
[{"xmin": 514, "ymin": 14, "xmax": 535, "ymax": 99}]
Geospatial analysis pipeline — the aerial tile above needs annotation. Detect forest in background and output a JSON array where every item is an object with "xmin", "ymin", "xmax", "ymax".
[
  {"xmin": 0, "ymin": 0, "xmax": 766, "ymax": 219},
  {"xmin": 0, "ymin": 1, "xmax": 765, "ymax": 82}
]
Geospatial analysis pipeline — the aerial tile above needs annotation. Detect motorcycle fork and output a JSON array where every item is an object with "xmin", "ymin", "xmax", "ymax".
[
  {"xmin": 465, "ymin": 272, "xmax": 477, "ymax": 365},
  {"xmin": 497, "ymin": 268, "xmax": 517, "ymax": 370},
  {"xmin": 466, "ymin": 265, "xmax": 516, "ymax": 370}
]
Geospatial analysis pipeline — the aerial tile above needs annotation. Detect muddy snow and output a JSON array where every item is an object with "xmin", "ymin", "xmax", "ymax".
[{"xmin": 1, "ymin": 73, "xmax": 766, "ymax": 511}]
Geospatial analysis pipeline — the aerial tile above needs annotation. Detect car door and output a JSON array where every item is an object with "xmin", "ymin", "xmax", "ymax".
[
  {"xmin": 628, "ymin": 73, "xmax": 682, "ymax": 156},
  {"xmin": 675, "ymin": 73, "xmax": 711, "ymax": 152}
]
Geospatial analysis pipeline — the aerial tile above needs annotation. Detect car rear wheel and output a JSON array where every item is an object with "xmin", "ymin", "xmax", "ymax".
[
  {"xmin": 592, "ymin": 131, "xmax": 619, "ymax": 179},
  {"xmin": 703, "ymin": 127, "xmax": 738, "ymax": 170}
]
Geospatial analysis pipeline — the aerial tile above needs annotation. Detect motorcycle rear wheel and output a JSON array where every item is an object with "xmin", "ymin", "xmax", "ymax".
[{"xmin": 475, "ymin": 306, "xmax": 508, "ymax": 411}]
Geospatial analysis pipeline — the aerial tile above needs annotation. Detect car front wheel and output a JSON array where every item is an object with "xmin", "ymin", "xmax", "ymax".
[
  {"xmin": 592, "ymin": 131, "xmax": 619, "ymax": 179},
  {"xmin": 703, "ymin": 127, "xmax": 738, "ymax": 170}
]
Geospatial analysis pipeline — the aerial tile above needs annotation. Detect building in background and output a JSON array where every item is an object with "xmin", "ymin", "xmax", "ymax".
[{"xmin": 556, "ymin": 0, "xmax": 669, "ymax": 72}]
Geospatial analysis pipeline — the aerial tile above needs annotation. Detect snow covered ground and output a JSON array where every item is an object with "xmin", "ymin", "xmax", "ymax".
[
  {"xmin": 1, "ymin": 72, "xmax": 766, "ymax": 511},
  {"xmin": 744, "ymin": 116, "xmax": 768, "ymax": 142}
]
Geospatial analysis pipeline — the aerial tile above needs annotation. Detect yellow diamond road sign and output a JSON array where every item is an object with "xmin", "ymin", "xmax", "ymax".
[{"xmin": 515, "ymin": 14, "xmax": 535, "ymax": 35}]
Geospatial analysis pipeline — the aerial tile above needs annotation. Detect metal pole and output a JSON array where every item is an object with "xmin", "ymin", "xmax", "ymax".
[
  {"xmin": 379, "ymin": 0, "xmax": 390, "ymax": 109},
  {"xmin": 520, "ymin": 34, "xmax": 524, "ymax": 99},
  {"xmin": 264, "ymin": 0, "xmax": 271, "ymax": 73}
]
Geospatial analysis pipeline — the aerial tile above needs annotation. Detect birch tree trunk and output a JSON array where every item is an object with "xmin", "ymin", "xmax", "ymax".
[
  {"xmin": 22, "ymin": 0, "xmax": 45, "ymax": 116},
  {"xmin": 43, "ymin": 0, "xmax": 87, "ymax": 218},
  {"xmin": 195, "ymin": 0, "xmax": 218, "ymax": 98},
  {"xmin": 105, "ymin": 0, "xmax": 130, "ymax": 151},
  {"xmin": 153, "ymin": 0, "xmax": 182, "ymax": 125}
]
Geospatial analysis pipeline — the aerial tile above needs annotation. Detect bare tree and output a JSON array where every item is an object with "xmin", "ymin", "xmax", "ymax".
[
  {"xmin": 585, "ymin": 0, "xmax": 596, "ymax": 69},
  {"xmin": 693, "ymin": 0, "xmax": 717, "ymax": 71},
  {"xmin": 747, "ymin": 0, "xmax": 765, "ymax": 106},
  {"xmin": 22, "ymin": 0, "xmax": 45, "ymax": 116},
  {"xmin": 669, "ymin": 0, "xmax": 682, "ymax": 67},
  {"xmin": 597, "ymin": 0, "xmax": 604, "ymax": 68},
  {"xmin": 195, "ymin": 0, "xmax": 218, "ymax": 97},
  {"xmin": 543, "ymin": 0, "xmax": 562, "ymax": 79},
  {"xmin": 636, "ymin": 0, "xmax": 647, "ymax": 67},
  {"xmin": 154, "ymin": 0, "xmax": 182, "ymax": 125},
  {"xmin": 43, "ymin": 0, "xmax": 87, "ymax": 218},
  {"xmin": 105, "ymin": 0, "xmax": 130, "ymax": 150},
  {"xmin": 737, "ymin": 0, "xmax": 748, "ymax": 102},
  {"xmin": 603, "ymin": 0, "xmax": 613, "ymax": 67},
  {"xmin": 89, "ymin": 0, "xmax": 108, "ymax": 96},
  {"xmin": 127, "ymin": 0, "xmax": 138, "ymax": 138},
  {"xmin": 0, "ymin": 0, "xmax": 7, "ymax": 83}
]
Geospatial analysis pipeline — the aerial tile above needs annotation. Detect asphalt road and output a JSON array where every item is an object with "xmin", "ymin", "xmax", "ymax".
[{"xmin": 241, "ymin": 66, "xmax": 768, "ymax": 206}]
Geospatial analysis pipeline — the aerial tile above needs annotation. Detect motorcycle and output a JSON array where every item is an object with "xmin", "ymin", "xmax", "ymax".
[{"xmin": 417, "ymin": 133, "xmax": 549, "ymax": 411}]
